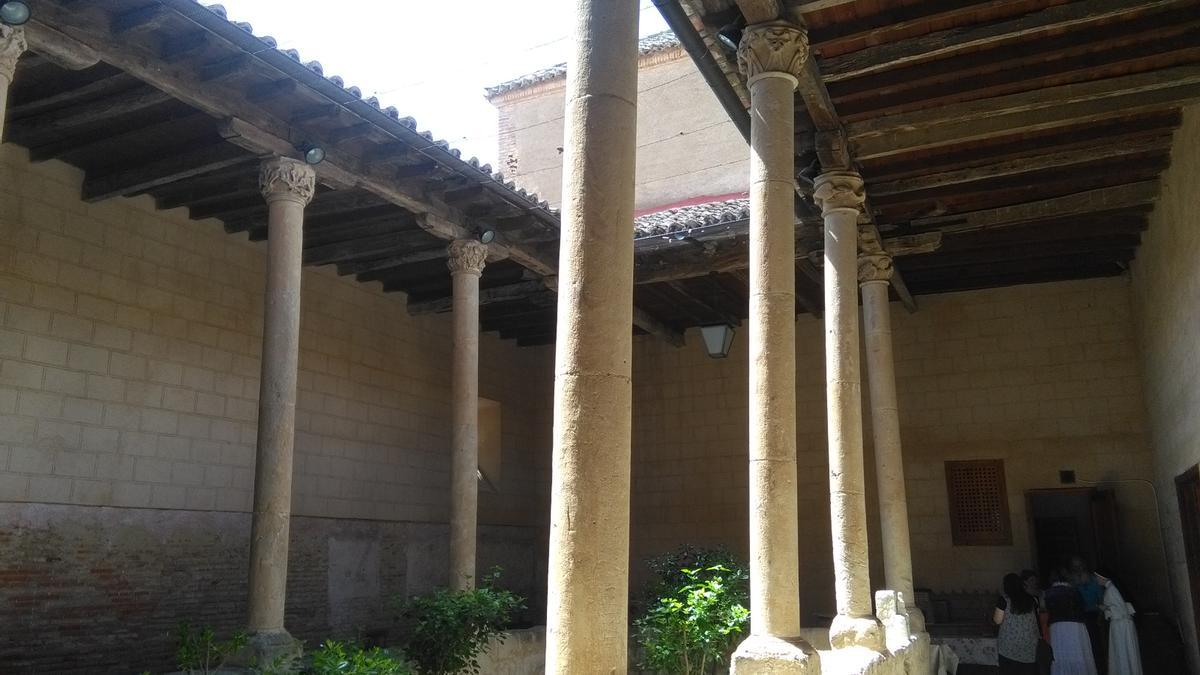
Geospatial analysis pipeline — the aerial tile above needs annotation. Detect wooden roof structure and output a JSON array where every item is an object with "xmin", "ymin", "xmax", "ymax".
[
  {"xmin": 645, "ymin": 0, "xmax": 1199, "ymax": 322},
  {"xmin": 12, "ymin": 0, "xmax": 1200, "ymax": 347},
  {"xmin": 14, "ymin": 0, "xmax": 688, "ymax": 347}
]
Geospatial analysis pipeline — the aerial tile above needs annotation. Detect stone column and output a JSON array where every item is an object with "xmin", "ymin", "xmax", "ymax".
[
  {"xmin": 447, "ymin": 239, "xmax": 487, "ymax": 591},
  {"xmin": 860, "ymin": 254, "xmax": 925, "ymax": 636},
  {"xmin": 544, "ymin": 0, "xmax": 639, "ymax": 672},
  {"xmin": 0, "ymin": 25, "xmax": 26, "ymax": 143},
  {"xmin": 730, "ymin": 22, "xmax": 820, "ymax": 674},
  {"xmin": 246, "ymin": 157, "xmax": 315, "ymax": 661},
  {"xmin": 813, "ymin": 171, "xmax": 884, "ymax": 651}
]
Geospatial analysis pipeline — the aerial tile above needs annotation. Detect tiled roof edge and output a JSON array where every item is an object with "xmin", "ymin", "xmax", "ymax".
[{"xmin": 484, "ymin": 30, "xmax": 682, "ymax": 99}]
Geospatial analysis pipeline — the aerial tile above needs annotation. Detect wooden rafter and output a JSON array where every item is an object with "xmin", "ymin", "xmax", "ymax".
[
  {"xmin": 821, "ymin": 0, "xmax": 1189, "ymax": 83},
  {"xmin": 848, "ymin": 65, "xmax": 1200, "ymax": 160}
]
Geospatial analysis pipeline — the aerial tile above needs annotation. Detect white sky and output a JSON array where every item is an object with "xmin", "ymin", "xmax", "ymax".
[{"xmin": 218, "ymin": 1, "xmax": 670, "ymax": 168}]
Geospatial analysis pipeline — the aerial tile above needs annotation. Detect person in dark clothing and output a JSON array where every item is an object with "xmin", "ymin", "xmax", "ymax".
[
  {"xmin": 1046, "ymin": 568, "xmax": 1098, "ymax": 675},
  {"xmin": 1070, "ymin": 556, "xmax": 1107, "ymax": 673},
  {"xmin": 994, "ymin": 573, "xmax": 1041, "ymax": 674}
]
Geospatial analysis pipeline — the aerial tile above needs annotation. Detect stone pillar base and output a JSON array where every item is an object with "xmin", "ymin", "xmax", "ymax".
[
  {"xmin": 830, "ymin": 614, "xmax": 885, "ymax": 652},
  {"xmin": 731, "ymin": 634, "xmax": 821, "ymax": 674},
  {"xmin": 234, "ymin": 629, "xmax": 302, "ymax": 671}
]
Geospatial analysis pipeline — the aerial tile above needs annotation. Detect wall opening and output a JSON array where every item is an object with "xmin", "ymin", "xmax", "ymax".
[{"xmin": 479, "ymin": 398, "xmax": 502, "ymax": 492}]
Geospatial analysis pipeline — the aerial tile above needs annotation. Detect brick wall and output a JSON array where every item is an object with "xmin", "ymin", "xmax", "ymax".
[
  {"xmin": 0, "ymin": 146, "xmax": 553, "ymax": 672},
  {"xmin": 1132, "ymin": 103, "xmax": 1200, "ymax": 671},
  {"xmin": 630, "ymin": 276, "xmax": 1164, "ymax": 623}
]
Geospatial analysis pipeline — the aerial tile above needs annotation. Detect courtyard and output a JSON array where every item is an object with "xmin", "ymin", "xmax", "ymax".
[{"xmin": 0, "ymin": 0, "xmax": 1199, "ymax": 673}]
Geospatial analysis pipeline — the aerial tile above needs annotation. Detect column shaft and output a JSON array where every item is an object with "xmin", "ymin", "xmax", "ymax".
[
  {"xmin": 544, "ymin": 0, "xmax": 638, "ymax": 671},
  {"xmin": 731, "ymin": 22, "xmax": 820, "ymax": 674},
  {"xmin": 0, "ymin": 26, "xmax": 27, "ymax": 143},
  {"xmin": 814, "ymin": 172, "xmax": 883, "ymax": 651},
  {"xmin": 448, "ymin": 240, "xmax": 487, "ymax": 591},
  {"xmin": 247, "ymin": 158, "xmax": 314, "ymax": 639},
  {"xmin": 861, "ymin": 264, "xmax": 923, "ymax": 634},
  {"xmin": 747, "ymin": 71, "xmax": 801, "ymax": 638}
]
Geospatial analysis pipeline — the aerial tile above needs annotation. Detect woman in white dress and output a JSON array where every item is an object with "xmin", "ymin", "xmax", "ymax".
[{"xmin": 1097, "ymin": 573, "xmax": 1142, "ymax": 675}]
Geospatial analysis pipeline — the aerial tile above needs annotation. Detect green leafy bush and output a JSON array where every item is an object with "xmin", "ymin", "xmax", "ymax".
[
  {"xmin": 395, "ymin": 568, "xmax": 525, "ymax": 674},
  {"xmin": 635, "ymin": 548, "xmax": 751, "ymax": 674},
  {"xmin": 174, "ymin": 622, "xmax": 248, "ymax": 675},
  {"xmin": 308, "ymin": 640, "xmax": 413, "ymax": 675}
]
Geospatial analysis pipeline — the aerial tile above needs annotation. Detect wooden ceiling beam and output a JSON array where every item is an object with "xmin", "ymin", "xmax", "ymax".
[
  {"xmin": 871, "ymin": 136, "xmax": 1175, "ymax": 198},
  {"xmin": 663, "ymin": 280, "xmax": 742, "ymax": 326},
  {"xmin": 81, "ymin": 143, "xmax": 254, "ymax": 202},
  {"xmin": 23, "ymin": 22, "xmax": 100, "ymax": 70},
  {"xmin": 848, "ymin": 65, "xmax": 1200, "ymax": 160},
  {"xmin": 735, "ymin": 0, "xmax": 785, "ymax": 24},
  {"xmin": 904, "ymin": 264, "xmax": 1127, "ymax": 296},
  {"xmin": 303, "ymin": 219, "xmax": 414, "ymax": 250},
  {"xmin": 110, "ymin": 4, "xmax": 168, "ymax": 34},
  {"xmin": 862, "ymin": 113, "xmax": 1181, "ymax": 183},
  {"xmin": 912, "ymin": 181, "xmax": 1161, "ymax": 234},
  {"xmin": 304, "ymin": 230, "xmax": 428, "ymax": 266},
  {"xmin": 28, "ymin": 111, "xmax": 205, "ymax": 163},
  {"xmin": 337, "ymin": 248, "xmax": 447, "ymax": 277},
  {"xmin": 407, "ymin": 280, "xmax": 546, "ymax": 316},
  {"xmin": 822, "ymin": 0, "xmax": 1186, "ymax": 83},
  {"xmin": 902, "ymin": 237, "xmax": 1140, "ymax": 272},
  {"xmin": 632, "ymin": 306, "xmax": 686, "ymax": 347},
  {"xmin": 160, "ymin": 31, "xmax": 209, "ymax": 64},
  {"xmin": 9, "ymin": 85, "xmax": 171, "ymax": 134}
]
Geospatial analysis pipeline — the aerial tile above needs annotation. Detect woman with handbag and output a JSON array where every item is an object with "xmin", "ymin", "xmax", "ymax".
[{"xmin": 995, "ymin": 573, "xmax": 1042, "ymax": 674}]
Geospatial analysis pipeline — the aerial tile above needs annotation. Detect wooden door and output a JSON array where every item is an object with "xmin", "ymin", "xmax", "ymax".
[
  {"xmin": 1091, "ymin": 488, "xmax": 1122, "ymax": 576},
  {"xmin": 1175, "ymin": 465, "xmax": 1200, "ymax": 647}
]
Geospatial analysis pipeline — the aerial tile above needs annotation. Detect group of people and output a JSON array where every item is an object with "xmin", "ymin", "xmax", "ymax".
[{"xmin": 992, "ymin": 557, "xmax": 1143, "ymax": 675}]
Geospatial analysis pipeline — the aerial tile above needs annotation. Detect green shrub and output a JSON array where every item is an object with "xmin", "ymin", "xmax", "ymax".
[
  {"xmin": 174, "ymin": 622, "xmax": 248, "ymax": 675},
  {"xmin": 635, "ymin": 548, "xmax": 751, "ymax": 674},
  {"xmin": 308, "ymin": 640, "xmax": 413, "ymax": 675},
  {"xmin": 395, "ymin": 568, "xmax": 525, "ymax": 674}
]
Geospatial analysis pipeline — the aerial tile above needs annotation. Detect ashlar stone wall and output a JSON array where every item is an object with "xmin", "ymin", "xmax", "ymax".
[
  {"xmin": 490, "ymin": 47, "xmax": 749, "ymax": 212},
  {"xmin": 631, "ymin": 276, "xmax": 1164, "ymax": 623},
  {"xmin": 1132, "ymin": 102, "xmax": 1200, "ymax": 672},
  {"xmin": 0, "ymin": 145, "xmax": 553, "ymax": 672}
]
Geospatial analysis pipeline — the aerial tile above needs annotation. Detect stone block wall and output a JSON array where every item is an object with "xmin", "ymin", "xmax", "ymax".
[
  {"xmin": 1132, "ymin": 103, "xmax": 1200, "ymax": 671},
  {"xmin": 0, "ymin": 146, "xmax": 553, "ymax": 672},
  {"xmin": 488, "ymin": 49, "xmax": 750, "ymax": 212},
  {"xmin": 631, "ymin": 275, "xmax": 1163, "ymax": 622}
]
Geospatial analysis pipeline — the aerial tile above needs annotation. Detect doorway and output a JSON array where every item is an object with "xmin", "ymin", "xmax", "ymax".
[
  {"xmin": 1026, "ymin": 487, "xmax": 1121, "ymax": 580},
  {"xmin": 1175, "ymin": 465, "xmax": 1200, "ymax": 648}
]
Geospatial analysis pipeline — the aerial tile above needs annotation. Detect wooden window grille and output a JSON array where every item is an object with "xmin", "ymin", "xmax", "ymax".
[{"xmin": 945, "ymin": 459, "xmax": 1012, "ymax": 546}]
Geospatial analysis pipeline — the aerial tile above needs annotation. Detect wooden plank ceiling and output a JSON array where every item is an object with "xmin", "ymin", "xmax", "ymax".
[
  {"xmin": 12, "ymin": 0, "xmax": 685, "ymax": 348},
  {"xmin": 637, "ymin": 0, "xmax": 1199, "ymax": 329},
  {"xmin": 10, "ymin": 0, "xmax": 1199, "ymax": 346}
]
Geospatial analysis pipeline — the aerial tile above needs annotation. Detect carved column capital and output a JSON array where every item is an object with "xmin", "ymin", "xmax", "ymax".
[
  {"xmin": 0, "ymin": 25, "xmax": 27, "ymax": 83},
  {"xmin": 259, "ymin": 157, "xmax": 316, "ymax": 206},
  {"xmin": 858, "ymin": 253, "xmax": 894, "ymax": 285},
  {"xmin": 737, "ymin": 21, "xmax": 808, "ymax": 85},
  {"xmin": 813, "ymin": 171, "xmax": 866, "ymax": 215},
  {"xmin": 446, "ymin": 239, "xmax": 488, "ymax": 276}
]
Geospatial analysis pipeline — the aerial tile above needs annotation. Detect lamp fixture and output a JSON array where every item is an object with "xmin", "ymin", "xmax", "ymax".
[
  {"xmin": 477, "ymin": 228, "xmax": 496, "ymax": 244},
  {"xmin": 297, "ymin": 142, "xmax": 325, "ymax": 165},
  {"xmin": 699, "ymin": 324, "xmax": 735, "ymax": 359},
  {"xmin": 716, "ymin": 20, "xmax": 744, "ymax": 53},
  {"xmin": 0, "ymin": 1, "xmax": 30, "ymax": 26}
]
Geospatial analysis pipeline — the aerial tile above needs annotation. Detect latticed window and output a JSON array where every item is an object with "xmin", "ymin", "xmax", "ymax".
[{"xmin": 945, "ymin": 459, "xmax": 1012, "ymax": 546}]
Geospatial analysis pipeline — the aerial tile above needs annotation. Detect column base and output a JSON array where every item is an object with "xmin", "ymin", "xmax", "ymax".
[
  {"xmin": 830, "ymin": 614, "xmax": 885, "ymax": 652},
  {"xmin": 230, "ymin": 629, "xmax": 302, "ymax": 671},
  {"xmin": 731, "ymin": 634, "xmax": 821, "ymax": 674}
]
